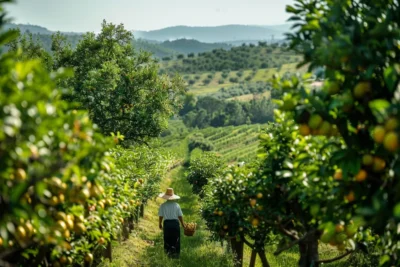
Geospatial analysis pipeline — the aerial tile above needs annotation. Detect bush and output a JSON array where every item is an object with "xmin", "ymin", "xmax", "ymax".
[
  {"xmin": 203, "ymin": 78, "xmax": 211, "ymax": 85},
  {"xmin": 229, "ymin": 77, "xmax": 238, "ymax": 83},
  {"xmin": 218, "ymin": 79, "xmax": 225, "ymax": 84},
  {"xmin": 187, "ymin": 152, "xmax": 223, "ymax": 196}
]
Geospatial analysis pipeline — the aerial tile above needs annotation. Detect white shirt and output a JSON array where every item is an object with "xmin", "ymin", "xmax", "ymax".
[{"xmin": 158, "ymin": 201, "xmax": 183, "ymax": 220}]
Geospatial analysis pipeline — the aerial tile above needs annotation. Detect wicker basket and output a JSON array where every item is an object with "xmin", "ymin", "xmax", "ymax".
[
  {"xmin": 184, "ymin": 228, "xmax": 196, "ymax": 236},
  {"xmin": 183, "ymin": 222, "xmax": 197, "ymax": 236}
]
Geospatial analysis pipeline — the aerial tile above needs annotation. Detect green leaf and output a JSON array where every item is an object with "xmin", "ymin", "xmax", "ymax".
[
  {"xmin": 369, "ymin": 99, "xmax": 390, "ymax": 113},
  {"xmin": 384, "ymin": 66, "xmax": 398, "ymax": 92},
  {"xmin": 393, "ymin": 203, "xmax": 400, "ymax": 218}
]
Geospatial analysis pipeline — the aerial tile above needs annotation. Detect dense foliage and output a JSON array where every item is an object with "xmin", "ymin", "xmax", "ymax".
[
  {"xmin": 0, "ymin": 3, "xmax": 177, "ymax": 266},
  {"xmin": 181, "ymin": 95, "xmax": 274, "ymax": 128}
]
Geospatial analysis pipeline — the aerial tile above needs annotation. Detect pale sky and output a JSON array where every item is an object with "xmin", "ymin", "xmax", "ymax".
[{"xmin": 5, "ymin": 0, "xmax": 295, "ymax": 32}]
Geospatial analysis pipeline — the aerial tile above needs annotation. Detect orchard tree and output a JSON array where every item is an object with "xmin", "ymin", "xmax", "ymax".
[
  {"xmin": 276, "ymin": 0, "xmax": 400, "ymax": 264},
  {"xmin": 54, "ymin": 21, "xmax": 186, "ymax": 143}
]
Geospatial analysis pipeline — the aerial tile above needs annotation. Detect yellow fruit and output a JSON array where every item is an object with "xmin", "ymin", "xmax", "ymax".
[
  {"xmin": 239, "ymin": 227, "xmax": 243, "ymax": 231},
  {"xmin": 15, "ymin": 168, "xmax": 27, "ymax": 181},
  {"xmin": 16, "ymin": 226, "xmax": 27, "ymax": 240},
  {"xmin": 372, "ymin": 157, "xmax": 386, "ymax": 172},
  {"xmin": 383, "ymin": 132, "xmax": 399, "ymax": 152},
  {"xmin": 66, "ymin": 219, "xmax": 74, "ymax": 230},
  {"xmin": 60, "ymin": 256, "xmax": 67, "ymax": 264},
  {"xmin": 308, "ymin": 114, "xmax": 323, "ymax": 130},
  {"xmin": 58, "ymin": 194, "xmax": 65, "ymax": 203},
  {"xmin": 385, "ymin": 118, "xmax": 399, "ymax": 131},
  {"xmin": 327, "ymin": 81, "xmax": 340, "ymax": 95},
  {"xmin": 256, "ymin": 193, "xmax": 263, "ymax": 199},
  {"xmin": 57, "ymin": 220, "xmax": 67, "ymax": 231},
  {"xmin": 335, "ymin": 224, "xmax": 344, "ymax": 233},
  {"xmin": 63, "ymin": 230, "xmax": 70, "ymax": 239},
  {"xmin": 84, "ymin": 253, "xmax": 94, "ymax": 263},
  {"xmin": 249, "ymin": 199, "xmax": 257, "ymax": 207},
  {"xmin": 345, "ymin": 191, "xmax": 355, "ymax": 202},
  {"xmin": 223, "ymin": 225, "xmax": 228, "ymax": 230},
  {"xmin": 334, "ymin": 169, "xmax": 343, "ymax": 180},
  {"xmin": 257, "ymin": 205, "xmax": 263, "ymax": 211},
  {"xmin": 98, "ymin": 237, "xmax": 106, "ymax": 244},
  {"xmin": 218, "ymin": 211, "xmax": 224, "ymax": 216},
  {"xmin": 355, "ymin": 169, "xmax": 367, "ymax": 182},
  {"xmin": 0, "ymin": 237, "xmax": 3, "ymax": 246},
  {"xmin": 73, "ymin": 223, "xmax": 86, "ymax": 235},
  {"xmin": 319, "ymin": 121, "xmax": 331, "ymax": 135},
  {"xmin": 251, "ymin": 218, "xmax": 260, "ymax": 227},
  {"xmin": 299, "ymin": 124, "xmax": 311, "ymax": 136},
  {"xmin": 362, "ymin": 154, "xmax": 374, "ymax": 166},
  {"xmin": 353, "ymin": 81, "xmax": 371, "ymax": 98},
  {"xmin": 373, "ymin": 126, "xmax": 386, "ymax": 143}
]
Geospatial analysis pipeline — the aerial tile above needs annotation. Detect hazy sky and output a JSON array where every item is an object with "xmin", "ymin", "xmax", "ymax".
[{"xmin": 5, "ymin": 0, "xmax": 295, "ymax": 32}]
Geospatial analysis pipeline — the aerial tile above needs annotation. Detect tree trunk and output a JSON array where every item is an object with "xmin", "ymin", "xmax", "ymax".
[
  {"xmin": 249, "ymin": 250, "xmax": 257, "ymax": 267},
  {"xmin": 122, "ymin": 219, "xmax": 130, "ymax": 240},
  {"xmin": 140, "ymin": 204, "xmax": 144, "ymax": 218},
  {"xmin": 298, "ymin": 242, "xmax": 308, "ymax": 267},
  {"xmin": 258, "ymin": 250, "xmax": 270, "ymax": 267},
  {"xmin": 308, "ymin": 233, "xmax": 319, "ymax": 267},
  {"xmin": 298, "ymin": 232, "xmax": 320, "ymax": 267},
  {"xmin": 230, "ymin": 238, "xmax": 244, "ymax": 267},
  {"xmin": 128, "ymin": 215, "xmax": 135, "ymax": 232},
  {"xmin": 102, "ymin": 242, "xmax": 112, "ymax": 262}
]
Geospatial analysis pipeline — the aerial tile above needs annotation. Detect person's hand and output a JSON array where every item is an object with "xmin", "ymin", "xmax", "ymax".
[{"xmin": 159, "ymin": 224, "xmax": 163, "ymax": 230}]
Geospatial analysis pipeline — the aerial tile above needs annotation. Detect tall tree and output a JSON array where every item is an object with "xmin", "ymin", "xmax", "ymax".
[{"xmin": 55, "ymin": 21, "xmax": 186, "ymax": 142}]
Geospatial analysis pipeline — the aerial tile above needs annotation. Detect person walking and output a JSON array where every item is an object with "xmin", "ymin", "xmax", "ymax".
[{"xmin": 158, "ymin": 188, "xmax": 185, "ymax": 258}]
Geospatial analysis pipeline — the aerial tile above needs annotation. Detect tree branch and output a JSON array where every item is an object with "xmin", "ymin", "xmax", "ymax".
[
  {"xmin": 316, "ymin": 250, "xmax": 355, "ymax": 264},
  {"xmin": 277, "ymin": 224, "xmax": 299, "ymax": 241},
  {"xmin": 273, "ymin": 230, "xmax": 316, "ymax": 256},
  {"xmin": 242, "ymin": 237, "xmax": 254, "ymax": 249}
]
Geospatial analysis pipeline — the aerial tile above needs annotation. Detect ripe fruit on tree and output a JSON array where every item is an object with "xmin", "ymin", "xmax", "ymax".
[
  {"xmin": 334, "ymin": 169, "xmax": 343, "ymax": 180},
  {"xmin": 249, "ymin": 199, "xmax": 257, "ymax": 207},
  {"xmin": 355, "ymin": 169, "xmax": 367, "ymax": 182},
  {"xmin": 345, "ymin": 191, "xmax": 355, "ymax": 202},
  {"xmin": 319, "ymin": 121, "xmax": 331, "ymax": 135},
  {"xmin": 15, "ymin": 168, "xmax": 27, "ymax": 181},
  {"xmin": 218, "ymin": 211, "xmax": 224, "ymax": 216},
  {"xmin": 353, "ymin": 81, "xmax": 371, "ymax": 98},
  {"xmin": 98, "ymin": 237, "xmax": 105, "ymax": 244},
  {"xmin": 327, "ymin": 81, "xmax": 340, "ymax": 95},
  {"xmin": 256, "ymin": 193, "xmax": 263, "ymax": 199},
  {"xmin": 362, "ymin": 154, "xmax": 374, "ymax": 166},
  {"xmin": 383, "ymin": 132, "xmax": 398, "ymax": 152},
  {"xmin": 385, "ymin": 118, "xmax": 399, "ymax": 131},
  {"xmin": 373, "ymin": 126, "xmax": 386, "ymax": 143},
  {"xmin": 335, "ymin": 224, "xmax": 344, "ymax": 233},
  {"xmin": 299, "ymin": 124, "xmax": 311, "ymax": 136},
  {"xmin": 223, "ymin": 225, "xmax": 228, "ymax": 230},
  {"xmin": 0, "ymin": 237, "xmax": 3, "ymax": 246},
  {"xmin": 251, "ymin": 218, "xmax": 260, "ymax": 227},
  {"xmin": 372, "ymin": 157, "xmax": 386, "ymax": 172},
  {"xmin": 84, "ymin": 253, "xmax": 94, "ymax": 263},
  {"xmin": 308, "ymin": 114, "xmax": 323, "ymax": 130}
]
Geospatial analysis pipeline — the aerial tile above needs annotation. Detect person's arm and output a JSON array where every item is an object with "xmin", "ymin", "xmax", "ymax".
[
  {"xmin": 177, "ymin": 204, "xmax": 184, "ymax": 227},
  {"xmin": 159, "ymin": 216, "xmax": 163, "ymax": 230},
  {"xmin": 178, "ymin": 216, "xmax": 185, "ymax": 228}
]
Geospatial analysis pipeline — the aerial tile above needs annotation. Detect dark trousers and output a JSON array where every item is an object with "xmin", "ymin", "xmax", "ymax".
[{"xmin": 163, "ymin": 219, "xmax": 180, "ymax": 258}]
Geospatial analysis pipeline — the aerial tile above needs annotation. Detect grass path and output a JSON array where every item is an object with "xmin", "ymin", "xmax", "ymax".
[{"xmin": 99, "ymin": 166, "xmax": 234, "ymax": 267}]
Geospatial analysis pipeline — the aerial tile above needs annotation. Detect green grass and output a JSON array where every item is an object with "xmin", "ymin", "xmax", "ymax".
[{"xmin": 185, "ymin": 63, "xmax": 303, "ymax": 97}]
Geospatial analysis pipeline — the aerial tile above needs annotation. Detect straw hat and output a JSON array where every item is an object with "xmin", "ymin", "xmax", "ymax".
[{"xmin": 158, "ymin": 188, "xmax": 180, "ymax": 200}]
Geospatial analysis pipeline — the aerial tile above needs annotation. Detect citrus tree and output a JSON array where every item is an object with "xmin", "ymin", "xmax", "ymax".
[{"xmin": 274, "ymin": 0, "xmax": 400, "ymax": 264}]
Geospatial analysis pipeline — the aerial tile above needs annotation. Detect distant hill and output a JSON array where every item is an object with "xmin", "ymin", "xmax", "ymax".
[
  {"xmin": 4, "ymin": 23, "xmax": 52, "ymax": 34},
  {"xmin": 159, "ymin": 39, "xmax": 232, "ymax": 55},
  {"xmin": 133, "ymin": 24, "xmax": 292, "ymax": 43}
]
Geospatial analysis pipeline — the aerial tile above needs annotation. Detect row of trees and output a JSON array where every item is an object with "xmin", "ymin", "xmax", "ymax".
[
  {"xmin": 164, "ymin": 44, "xmax": 300, "ymax": 74},
  {"xmin": 188, "ymin": 0, "xmax": 400, "ymax": 266},
  {"xmin": 180, "ymin": 95, "xmax": 274, "ymax": 128},
  {"xmin": 0, "ymin": 1, "xmax": 185, "ymax": 266}
]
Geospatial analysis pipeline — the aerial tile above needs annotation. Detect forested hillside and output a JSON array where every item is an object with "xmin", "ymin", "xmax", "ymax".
[{"xmin": 161, "ymin": 43, "xmax": 300, "ymax": 73}]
